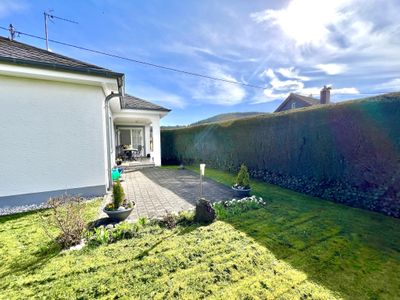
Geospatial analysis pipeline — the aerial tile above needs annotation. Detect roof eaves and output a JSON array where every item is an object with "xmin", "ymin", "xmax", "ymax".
[
  {"xmin": 0, "ymin": 56, "xmax": 124, "ymax": 79},
  {"xmin": 123, "ymin": 107, "xmax": 171, "ymax": 112}
]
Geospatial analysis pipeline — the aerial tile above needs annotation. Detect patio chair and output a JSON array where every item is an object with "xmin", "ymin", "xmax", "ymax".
[{"xmin": 134, "ymin": 145, "xmax": 142, "ymax": 160}]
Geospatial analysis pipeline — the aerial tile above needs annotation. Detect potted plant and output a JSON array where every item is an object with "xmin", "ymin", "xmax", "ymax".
[
  {"xmin": 232, "ymin": 164, "xmax": 251, "ymax": 197},
  {"xmin": 103, "ymin": 180, "xmax": 134, "ymax": 221}
]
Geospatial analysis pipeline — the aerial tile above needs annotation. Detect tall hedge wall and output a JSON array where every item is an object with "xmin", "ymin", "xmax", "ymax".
[{"xmin": 162, "ymin": 94, "xmax": 400, "ymax": 217}]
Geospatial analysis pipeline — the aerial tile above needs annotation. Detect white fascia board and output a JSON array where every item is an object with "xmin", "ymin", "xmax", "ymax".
[
  {"xmin": 0, "ymin": 63, "xmax": 119, "ymax": 94},
  {"xmin": 118, "ymin": 109, "xmax": 169, "ymax": 118},
  {"xmin": 113, "ymin": 111, "xmax": 159, "ymax": 120}
]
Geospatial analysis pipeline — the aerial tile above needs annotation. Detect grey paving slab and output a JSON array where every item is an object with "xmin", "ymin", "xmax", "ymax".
[{"xmin": 119, "ymin": 168, "xmax": 234, "ymax": 221}]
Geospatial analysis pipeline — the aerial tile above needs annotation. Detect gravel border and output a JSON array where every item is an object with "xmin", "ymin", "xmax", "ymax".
[{"xmin": 0, "ymin": 203, "xmax": 48, "ymax": 216}]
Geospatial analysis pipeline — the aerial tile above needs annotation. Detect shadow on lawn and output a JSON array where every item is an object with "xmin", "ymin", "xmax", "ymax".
[
  {"xmin": 220, "ymin": 205, "xmax": 400, "ymax": 299},
  {"xmin": 0, "ymin": 209, "xmax": 47, "ymax": 225},
  {"xmin": 1, "ymin": 241, "xmax": 61, "ymax": 278}
]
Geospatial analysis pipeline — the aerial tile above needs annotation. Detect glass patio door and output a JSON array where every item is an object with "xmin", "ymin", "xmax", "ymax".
[
  {"xmin": 131, "ymin": 128, "xmax": 143, "ymax": 149},
  {"xmin": 119, "ymin": 128, "xmax": 144, "ymax": 150}
]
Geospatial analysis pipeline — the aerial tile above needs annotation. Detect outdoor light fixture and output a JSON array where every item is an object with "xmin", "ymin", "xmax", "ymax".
[
  {"xmin": 200, "ymin": 164, "xmax": 206, "ymax": 176},
  {"xmin": 199, "ymin": 164, "xmax": 206, "ymax": 199}
]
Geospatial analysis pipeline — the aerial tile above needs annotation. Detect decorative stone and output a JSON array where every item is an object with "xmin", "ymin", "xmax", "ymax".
[{"xmin": 194, "ymin": 198, "xmax": 216, "ymax": 224}]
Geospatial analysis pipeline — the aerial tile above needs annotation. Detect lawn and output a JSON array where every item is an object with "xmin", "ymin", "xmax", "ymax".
[
  {"xmin": 184, "ymin": 165, "xmax": 400, "ymax": 299},
  {"xmin": 0, "ymin": 168, "xmax": 399, "ymax": 299},
  {"xmin": 1, "ymin": 199, "xmax": 338, "ymax": 299}
]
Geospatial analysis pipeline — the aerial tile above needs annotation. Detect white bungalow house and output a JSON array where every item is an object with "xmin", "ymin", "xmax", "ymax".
[{"xmin": 0, "ymin": 36, "xmax": 169, "ymax": 208}]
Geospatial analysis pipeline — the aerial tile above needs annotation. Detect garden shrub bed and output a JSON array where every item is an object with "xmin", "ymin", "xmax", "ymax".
[{"xmin": 162, "ymin": 93, "xmax": 400, "ymax": 217}]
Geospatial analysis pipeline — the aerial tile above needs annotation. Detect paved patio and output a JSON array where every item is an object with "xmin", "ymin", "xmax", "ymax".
[{"xmin": 118, "ymin": 168, "xmax": 234, "ymax": 220}]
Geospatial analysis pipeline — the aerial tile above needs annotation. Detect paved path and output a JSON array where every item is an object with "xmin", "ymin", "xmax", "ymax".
[{"xmin": 120, "ymin": 168, "xmax": 234, "ymax": 220}]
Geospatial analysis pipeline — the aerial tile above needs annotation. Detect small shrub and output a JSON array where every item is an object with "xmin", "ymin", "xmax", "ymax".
[
  {"xmin": 112, "ymin": 180, "xmax": 125, "ymax": 209},
  {"xmin": 195, "ymin": 198, "xmax": 216, "ymax": 224},
  {"xmin": 86, "ymin": 221, "xmax": 141, "ymax": 246},
  {"xmin": 105, "ymin": 180, "xmax": 133, "ymax": 211},
  {"xmin": 42, "ymin": 194, "xmax": 86, "ymax": 249},
  {"xmin": 137, "ymin": 216, "xmax": 148, "ymax": 227},
  {"xmin": 160, "ymin": 212, "xmax": 178, "ymax": 229},
  {"xmin": 235, "ymin": 164, "xmax": 250, "ymax": 189}
]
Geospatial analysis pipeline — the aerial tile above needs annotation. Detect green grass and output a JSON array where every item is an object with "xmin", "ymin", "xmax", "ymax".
[
  {"xmin": 1, "ymin": 170, "xmax": 399, "ymax": 300},
  {"xmin": 181, "ymin": 165, "xmax": 400, "ymax": 299},
  {"xmin": 1, "ymin": 199, "xmax": 338, "ymax": 299}
]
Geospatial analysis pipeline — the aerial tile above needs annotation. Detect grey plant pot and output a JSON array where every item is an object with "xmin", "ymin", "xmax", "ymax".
[
  {"xmin": 103, "ymin": 207, "xmax": 133, "ymax": 222},
  {"xmin": 231, "ymin": 186, "xmax": 251, "ymax": 198}
]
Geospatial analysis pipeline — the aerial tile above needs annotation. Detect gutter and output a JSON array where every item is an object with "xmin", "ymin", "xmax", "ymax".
[
  {"xmin": 105, "ymin": 92, "xmax": 121, "ymax": 190},
  {"xmin": 105, "ymin": 77, "xmax": 124, "ymax": 190}
]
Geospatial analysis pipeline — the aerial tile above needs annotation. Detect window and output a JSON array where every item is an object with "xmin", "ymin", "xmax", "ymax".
[
  {"xmin": 120, "ymin": 129, "xmax": 131, "ymax": 146},
  {"xmin": 291, "ymin": 102, "xmax": 296, "ymax": 109},
  {"xmin": 118, "ymin": 127, "xmax": 144, "ymax": 151}
]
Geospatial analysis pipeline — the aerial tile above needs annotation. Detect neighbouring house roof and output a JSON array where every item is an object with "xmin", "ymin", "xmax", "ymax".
[
  {"xmin": 0, "ymin": 36, "xmax": 123, "ymax": 79},
  {"xmin": 122, "ymin": 94, "xmax": 170, "ymax": 112},
  {"xmin": 274, "ymin": 93, "xmax": 320, "ymax": 112}
]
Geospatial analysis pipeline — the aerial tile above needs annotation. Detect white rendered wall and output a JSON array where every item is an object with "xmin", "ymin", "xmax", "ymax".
[
  {"xmin": 151, "ymin": 117, "xmax": 162, "ymax": 166},
  {"xmin": 144, "ymin": 124, "xmax": 151, "ymax": 156},
  {"xmin": 0, "ymin": 75, "xmax": 107, "ymax": 197}
]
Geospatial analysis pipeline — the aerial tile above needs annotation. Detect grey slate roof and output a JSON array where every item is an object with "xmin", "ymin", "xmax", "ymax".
[
  {"xmin": 274, "ymin": 93, "xmax": 320, "ymax": 112},
  {"xmin": 291, "ymin": 93, "xmax": 319, "ymax": 105},
  {"xmin": 122, "ymin": 94, "xmax": 170, "ymax": 112},
  {"xmin": 0, "ymin": 35, "xmax": 123, "ymax": 78}
]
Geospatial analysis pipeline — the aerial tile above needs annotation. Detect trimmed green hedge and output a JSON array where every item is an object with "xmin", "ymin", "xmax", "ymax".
[{"xmin": 162, "ymin": 94, "xmax": 400, "ymax": 217}]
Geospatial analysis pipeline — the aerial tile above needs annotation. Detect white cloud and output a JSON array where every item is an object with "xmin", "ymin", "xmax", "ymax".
[
  {"xmin": 256, "ymin": 89, "xmax": 289, "ymax": 103},
  {"xmin": 270, "ymin": 78, "xmax": 304, "ymax": 91},
  {"xmin": 375, "ymin": 78, "xmax": 400, "ymax": 91},
  {"xmin": 298, "ymin": 86, "xmax": 359, "ymax": 96},
  {"xmin": 127, "ymin": 85, "xmax": 187, "ymax": 109},
  {"xmin": 253, "ymin": 85, "xmax": 359, "ymax": 104},
  {"xmin": 276, "ymin": 67, "xmax": 310, "ymax": 81},
  {"xmin": 315, "ymin": 63, "xmax": 348, "ymax": 75},
  {"xmin": 260, "ymin": 68, "xmax": 276, "ymax": 80},
  {"xmin": 251, "ymin": 0, "xmax": 352, "ymax": 46},
  {"xmin": 260, "ymin": 68, "xmax": 304, "ymax": 91},
  {"xmin": 192, "ymin": 68, "xmax": 246, "ymax": 106},
  {"xmin": 0, "ymin": 0, "xmax": 27, "ymax": 18}
]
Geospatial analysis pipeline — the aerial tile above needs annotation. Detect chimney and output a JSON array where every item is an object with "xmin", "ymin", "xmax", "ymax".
[{"xmin": 320, "ymin": 85, "xmax": 331, "ymax": 104}]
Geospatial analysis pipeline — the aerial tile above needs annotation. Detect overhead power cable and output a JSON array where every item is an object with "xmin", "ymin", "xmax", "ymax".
[
  {"xmin": 0, "ymin": 26, "xmax": 267, "ymax": 89},
  {"xmin": 0, "ymin": 26, "xmax": 397, "ymax": 96}
]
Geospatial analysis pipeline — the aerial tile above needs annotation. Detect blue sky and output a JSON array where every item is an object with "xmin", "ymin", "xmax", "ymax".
[{"xmin": 1, "ymin": 0, "xmax": 400, "ymax": 125}]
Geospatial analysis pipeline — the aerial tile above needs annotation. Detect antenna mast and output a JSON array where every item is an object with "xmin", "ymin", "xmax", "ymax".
[
  {"xmin": 8, "ymin": 24, "xmax": 17, "ymax": 41},
  {"xmin": 43, "ymin": 11, "xmax": 78, "ymax": 51}
]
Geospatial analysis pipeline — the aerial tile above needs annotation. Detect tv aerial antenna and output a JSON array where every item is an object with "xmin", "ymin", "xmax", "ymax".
[{"xmin": 44, "ymin": 10, "xmax": 78, "ymax": 51}]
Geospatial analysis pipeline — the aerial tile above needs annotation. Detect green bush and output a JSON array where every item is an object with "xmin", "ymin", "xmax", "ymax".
[
  {"xmin": 235, "ymin": 164, "xmax": 250, "ymax": 188},
  {"xmin": 112, "ymin": 180, "xmax": 125, "ymax": 210},
  {"xmin": 162, "ymin": 94, "xmax": 400, "ymax": 217}
]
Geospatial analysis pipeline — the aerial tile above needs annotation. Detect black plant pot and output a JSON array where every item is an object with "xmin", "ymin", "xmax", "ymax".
[
  {"xmin": 103, "ymin": 207, "xmax": 133, "ymax": 221},
  {"xmin": 231, "ymin": 186, "xmax": 251, "ymax": 198}
]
